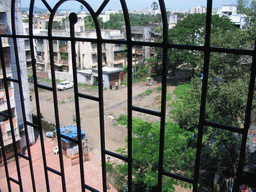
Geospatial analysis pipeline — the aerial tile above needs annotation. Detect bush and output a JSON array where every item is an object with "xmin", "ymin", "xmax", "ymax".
[
  {"xmin": 173, "ymin": 83, "xmax": 193, "ymax": 100},
  {"xmin": 123, "ymin": 65, "xmax": 128, "ymax": 73},
  {"xmin": 166, "ymin": 94, "xmax": 172, "ymax": 101},
  {"xmin": 157, "ymin": 85, "xmax": 162, "ymax": 91},
  {"xmin": 145, "ymin": 89, "xmax": 152, "ymax": 95},
  {"xmin": 117, "ymin": 114, "xmax": 127, "ymax": 126}
]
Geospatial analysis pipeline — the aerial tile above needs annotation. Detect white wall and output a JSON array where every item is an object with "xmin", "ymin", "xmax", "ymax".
[{"xmin": 48, "ymin": 71, "xmax": 91, "ymax": 84}]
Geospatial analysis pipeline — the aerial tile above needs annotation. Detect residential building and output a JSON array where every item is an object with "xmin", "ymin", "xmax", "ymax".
[
  {"xmin": 168, "ymin": 14, "xmax": 178, "ymax": 29},
  {"xmin": 129, "ymin": 25, "xmax": 158, "ymax": 66},
  {"xmin": 221, "ymin": 3, "xmax": 237, "ymax": 15},
  {"xmin": 0, "ymin": 0, "xmax": 34, "ymax": 162},
  {"xmin": 32, "ymin": 28, "xmax": 126, "ymax": 73},
  {"xmin": 190, "ymin": 6, "xmax": 206, "ymax": 14},
  {"xmin": 217, "ymin": 4, "xmax": 247, "ymax": 29}
]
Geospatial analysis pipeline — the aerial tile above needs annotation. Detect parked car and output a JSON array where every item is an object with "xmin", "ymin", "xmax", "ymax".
[{"xmin": 57, "ymin": 81, "xmax": 74, "ymax": 91}]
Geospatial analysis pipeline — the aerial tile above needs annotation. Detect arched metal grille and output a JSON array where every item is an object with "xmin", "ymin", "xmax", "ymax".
[{"xmin": 0, "ymin": 0, "xmax": 255, "ymax": 191}]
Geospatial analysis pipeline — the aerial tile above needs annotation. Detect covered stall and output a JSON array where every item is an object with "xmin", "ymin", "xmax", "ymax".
[{"xmin": 55, "ymin": 125, "xmax": 86, "ymax": 158}]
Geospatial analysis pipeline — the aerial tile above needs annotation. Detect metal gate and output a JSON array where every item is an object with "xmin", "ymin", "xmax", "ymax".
[{"xmin": 0, "ymin": 0, "xmax": 256, "ymax": 191}]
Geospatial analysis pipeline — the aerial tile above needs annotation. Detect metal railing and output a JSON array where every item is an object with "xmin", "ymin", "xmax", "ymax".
[{"xmin": 0, "ymin": 0, "xmax": 255, "ymax": 192}]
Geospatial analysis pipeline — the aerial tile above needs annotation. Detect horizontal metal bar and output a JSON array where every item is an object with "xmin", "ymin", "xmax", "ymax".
[
  {"xmin": 0, "ymin": 112, "xmax": 8, "ymax": 118},
  {"xmin": 210, "ymin": 46, "xmax": 253, "ymax": 55},
  {"xmin": 1, "ymin": 33, "xmax": 253, "ymax": 53},
  {"xmin": 131, "ymin": 106, "xmax": 161, "ymax": 117},
  {"xmin": 26, "ymin": 121, "xmax": 39, "ymax": 129},
  {"xmin": 6, "ymin": 77, "xmax": 19, "ymax": 83},
  {"xmin": 9, "ymin": 177, "xmax": 20, "ymax": 185},
  {"xmin": 17, "ymin": 152, "xmax": 29, "ymax": 160},
  {"xmin": 163, "ymin": 170, "xmax": 194, "ymax": 184},
  {"xmin": 105, "ymin": 150, "xmax": 128, "ymax": 162},
  {"xmin": 59, "ymin": 133, "xmax": 79, "ymax": 144},
  {"xmin": 84, "ymin": 184, "xmax": 100, "ymax": 192},
  {"xmin": 37, "ymin": 84, "xmax": 53, "ymax": 91},
  {"xmin": 204, "ymin": 120, "xmax": 244, "ymax": 134},
  {"xmin": 1, "ymin": 33, "xmax": 254, "ymax": 56},
  {"xmin": 46, "ymin": 167, "xmax": 62, "ymax": 176},
  {"xmin": 78, "ymin": 93, "xmax": 99, "ymax": 102}
]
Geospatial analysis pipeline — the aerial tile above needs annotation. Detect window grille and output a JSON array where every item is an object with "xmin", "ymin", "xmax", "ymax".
[{"xmin": 0, "ymin": 0, "xmax": 255, "ymax": 191}]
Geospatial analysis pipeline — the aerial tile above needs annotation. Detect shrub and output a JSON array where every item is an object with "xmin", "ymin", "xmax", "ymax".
[
  {"xmin": 117, "ymin": 114, "xmax": 127, "ymax": 126},
  {"xmin": 145, "ymin": 89, "xmax": 152, "ymax": 95},
  {"xmin": 166, "ymin": 94, "xmax": 172, "ymax": 101},
  {"xmin": 157, "ymin": 85, "xmax": 162, "ymax": 91}
]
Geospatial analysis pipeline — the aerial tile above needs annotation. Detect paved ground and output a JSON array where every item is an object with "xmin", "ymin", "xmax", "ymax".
[{"xmin": 0, "ymin": 137, "xmax": 117, "ymax": 192}]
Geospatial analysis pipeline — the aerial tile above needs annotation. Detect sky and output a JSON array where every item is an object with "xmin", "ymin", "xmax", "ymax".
[{"xmin": 21, "ymin": 0, "xmax": 238, "ymax": 12}]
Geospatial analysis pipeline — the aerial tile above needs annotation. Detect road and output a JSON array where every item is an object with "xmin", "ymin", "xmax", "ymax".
[{"xmin": 29, "ymin": 80, "xmax": 160, "ymax": 161}]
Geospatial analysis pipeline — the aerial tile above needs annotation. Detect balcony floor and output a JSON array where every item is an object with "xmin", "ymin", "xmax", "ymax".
[{"xmin": 0, "ymin": 137, "xmax": 117, "ymax": 192}]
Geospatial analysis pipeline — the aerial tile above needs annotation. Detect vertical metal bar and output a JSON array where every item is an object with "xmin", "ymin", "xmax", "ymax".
[
  {"xmin": 234, "ymin": 42, "xmax": 256, "ymax": 191},
  {"xmin": 157, "ymin": 0, "xmax": 168, "ymax": 190},
  {"xmin": 193, "ymin": 0, "xmax": 213, "ymax": 191},
  {"xmin": 10, "ymin": 0, "xmax": 36, "ymax": 191},
  {"xmin": 119, "ymin": 0, "xmax": 132, "ymax": 191},
  {"xmin": 29, "ymin": 0, "xmax": 50, "ymax": 191},
  {"xmin": 96, "ymin": 19, "xmax": 107, "ymax": 192},
  {"xmin": 48, "ymin": 20, "xmax": 67, "ymax": 192},
  {"xmin": 76, "ymin": 0, "xmax": 107, "ymax": 189},
  {"xmin": 0, "ymin": 38, "xmax": 12, "ymax": 192},
  {"xmin": 69, "ymin": 12, "xmax": 85, "ymax": 192},
  {"xmin": 9, "ymin": 0, "xmax": 26, "ymax": 190}
]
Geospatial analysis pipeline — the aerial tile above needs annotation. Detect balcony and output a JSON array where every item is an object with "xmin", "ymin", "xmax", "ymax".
[
  {"xmin": 53, "ymin": 44, "xmax": 58, "ymax": 52},
  {"xmin": 36, "ymin": 45, "xmax": 44, "ymax": 52},
  {"xmin": 60, "ymin": 59, "xmax": 68, "ymax": 65},
  {"xmin": 0, "ymin": 66, "xmax": 11, "ymax": 77},
  {"xmin": 114, "ymin": 45, "xmax": 125, "ymax": 52},
  {"xmin": 2, "ymin": 37, "xmax": 9, "ymax": 47},
  {"xmin": 26, "ymin": 55, "xmax": 32, "ymax": 61},
  {"xmin": 1, "ymin": 125, "xmax": 20, "ymax": 146},
  {"xmin": 37, "ymin": 55, "xmax": 44, "ymax": 63},
  {"xmin": 25, "ymin": 44, "xmax": 30, "ymax": 50},
  {"xmin": 54, "ymin": 56, "xmax": 58, "ymax": 63},
  {"xmin": 59, "ymin": 45, "xmax": 68, "ymax": 52}
]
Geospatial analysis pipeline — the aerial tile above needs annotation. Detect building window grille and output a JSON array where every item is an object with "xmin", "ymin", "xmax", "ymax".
[{"xmin": 0, "ymin": 0, "xmax": 255, "ymax": 192}]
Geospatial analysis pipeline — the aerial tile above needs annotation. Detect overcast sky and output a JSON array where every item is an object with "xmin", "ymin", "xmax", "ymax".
[{"xmin": 21, "ymin": 0, "xmax": 238, "ymax": 12}]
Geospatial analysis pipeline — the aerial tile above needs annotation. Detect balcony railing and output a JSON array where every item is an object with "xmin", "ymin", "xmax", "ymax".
[
  {"xmin": 59, "ymin": 45, "xmax": 68, "ymax": 52},
  {"xmin": 0, "ymin": 1, "xmax": 255, "ymax": 192},
  {"xmin": 35, "ymin": 45, "xmax": 44, "ymax": 52}
]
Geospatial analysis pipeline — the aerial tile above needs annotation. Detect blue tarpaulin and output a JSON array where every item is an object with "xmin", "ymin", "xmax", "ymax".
[{"xmin": 55, "ymin": 125, "xmax": 85, "ymax": 143}]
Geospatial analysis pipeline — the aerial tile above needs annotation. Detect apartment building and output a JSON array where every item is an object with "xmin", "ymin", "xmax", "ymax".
[
  {"xmin": 130, "ymin": 25, "xmax": 158, "ymax": 66},
  {"xmin": 217, "ymin": 4, "xmax": 247, "ymax": 29},
  {"xmin": 0, "ymin": 0, "xmax": 34, "ymax": 162},
  {"xmin": 32, "ymin": 27, "xmax": 126, "ymax": 73},
  {"xmin": 190, "ymin": 6, "xmax": 206, "ymax": 14}
]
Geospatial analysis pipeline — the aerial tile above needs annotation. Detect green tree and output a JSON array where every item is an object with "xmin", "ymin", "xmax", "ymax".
[
  {"xmin": 102, "ymin": 13, "xmax": 161, "ymax": 30},
  {"xmin": 45, "ymin": 21, "xmax": 65, "ymax": 30},
  {"xmin": 157, "ymin": 13, "xmax": 245, "ymax": 78},
  {"xmin": 108, "ymin": 118, "xmax": 195, "ymax": 191},
  {"xmin": 170, "ymin": 76, "xmax": 254, "ymax": 190},
  {"xmin": 242, "ymin": 0, "xmax": 256, "ymax": 44},
  {"xmin": 237, "ymin": 0, "xmax": 249, "ymax": 14},
  {"xmin": 84, "ymin": 15, "xmax": 104, "ymax": 29}
]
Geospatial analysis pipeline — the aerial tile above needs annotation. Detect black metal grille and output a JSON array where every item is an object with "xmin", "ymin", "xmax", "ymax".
[{"xmin": 0, "ymin": 0, "xmax": 255, "ymax": 191}]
